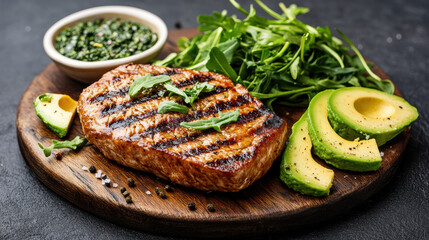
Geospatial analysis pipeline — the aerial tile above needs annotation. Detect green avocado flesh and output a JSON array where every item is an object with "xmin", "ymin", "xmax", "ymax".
[
  {"xmin": 34, "ymin": 93, "xmax": 77, "ymax": 138},
  {"xmin": 280, "ymin": 113, "xmax": 334, "ymax": 197},
  {"xmin": 328, "ymin": 87, "xmax": 418, "ymax": 146},
  {"xmin": 308, "ymin": 90, "xmax": 382, "ymax": 172}
]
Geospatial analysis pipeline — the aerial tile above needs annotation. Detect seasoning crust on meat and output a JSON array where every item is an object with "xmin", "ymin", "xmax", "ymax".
[{"xmin": 77, "ymin": 64, "xmax": 287, "ymax": 192}]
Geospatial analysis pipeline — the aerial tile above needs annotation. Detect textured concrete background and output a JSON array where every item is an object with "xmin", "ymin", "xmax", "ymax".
[{"xmin": 1, "ymin": 0, "xmax": 428, "ymax": 239}]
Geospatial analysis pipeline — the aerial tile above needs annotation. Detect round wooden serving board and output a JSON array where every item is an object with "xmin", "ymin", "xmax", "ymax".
[{"xmin": 17, "ymin": 29, "xmax": 410, "ymax": 238}]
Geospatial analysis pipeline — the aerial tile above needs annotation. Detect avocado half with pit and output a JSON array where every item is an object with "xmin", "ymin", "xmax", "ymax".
[
  {"xmin": 308, "ymin": 90, "xmax": 382, "ymax": 172},
  {"xmin": 280, "ymin": 113, "xmax": 334, "ymax": 197},
  {"xmin": 328, "ymin": 87, "xmax": 418, "ymax": 146},
  {"xmin": 34, "ymin": 93, "xmax": 77, "ymax": 138}
]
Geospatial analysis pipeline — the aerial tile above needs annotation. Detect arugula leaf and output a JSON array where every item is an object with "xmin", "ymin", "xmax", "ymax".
[
  {"xmin": 185, "ymin": 82, "xmax": 216, "ymax": 95},
  {"xmin": 217, "ymin": 39, "xmax": 239, "ymax": 63},
  {"xmin": 158, "ymin": 101, "xmax": 189, "ymax": 114},
  {"xmin": 279, "ymin": 3, "xmax": 309, "ymax": 20},
  {"xmin": 336, "ymin": 29, "xmax": 394, "ymax": 94},
  {"xmin": 317, "ymin": 43, "xmax": 345, "ymax": 68},
  {"xmin": 290, "ymin": 57, "xmax": 300, "ymax": 80},
  {"xmin": 38, "ymin": 136, "xmax": 87, "ymax": 157},
  {"xmin": 129, "ymin": 74, "xmax": 171, "ymax": 99},
  {"xmin": 250, "ymin": 86, "xmax": 316, "ymax": 99},
  {"xmin": 184, "ymin": 82, "xmax": 216, "ymax": 108},
  {"xmin": 206, "ymin": 47, "xmax": 238, "ymax": 82},
  {"xmin": 153, "ymin": 53, "xmax": 177, "ymax": 66},
  {"xmin": 180, "ymin": 109, "xmax": 240, "ymax": 132},
  {"xmin": 229, "ymin": 0, "xmax": 249, "ymax": 15},
  {"xmin": 255, "ymin": 0, "xmax": 284, "ymax": 20},
  {"xmin": 164, "ymin": 82, "xmax": 188, "ymax": 99},
  {"xmin": 163, "ymin": 82, "xmax": 193, "ymax": 105},
  {"xmin": 162, "ymin": 82, "xmax": 216, "ymax": 110}
]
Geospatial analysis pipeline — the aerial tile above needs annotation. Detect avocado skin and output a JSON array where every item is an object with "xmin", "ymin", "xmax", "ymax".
[
  {"xmin": 307, "ymin": 90, "xmax": 382, "ymax": 172},
  {"xmin": 34, "ymin": 98, "xmax": 67, "ymax": 138},
  {"xmin": 279, "ymin": 168, "xmax": 330, "ymax": 197},
  {"xmin": 328, "ymin": 108, "xmax": 405, "ymax": 147},
  {"xmin": 279, "ymin": 113, "xmax": 331, "ymax": 197},
  {"xmin": 307, "ymin": 123, "xmax": 381, "ymax": 172}
]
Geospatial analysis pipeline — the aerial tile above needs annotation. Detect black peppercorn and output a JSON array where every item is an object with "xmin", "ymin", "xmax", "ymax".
[
  {"xmin": 127, "ymin": 178, "xmax": 135, "ymax": 187},
  {"xmin": 104, "ymin": 179, "xmax": 111, "ymax": 187},
  {"xmin": 155, "ymin": 187, "xmax": 166, "ymax": 199},
  {"xmin": 187, "ymin": 202, "xmax": 196, "ymax": 210},
  {"xmin": 122, "ymin": 191, "xmax": 130, "ymax": 197},
  {"xmin": 89, "ymin": 166, "xmax": 96, "ymax": 173},
  {"xmin": 120, "ymin": 187, "xmax": 126, "ymax": 193},
  {"xmin": 54, "ymin": 152, "xmax": 62, "ymax": 160},
  {"xmin": 174, "ymin": 21, "xmax": 182, "ymax": 29},
  {"xmin": 125, "ymin": 196, "xmax": 133, "ymax": 204},
  {"xmin": 159, "ymin": 191, "xmax": 166, "ymax": 199},
  {"xmin": 164, "ymin": 185, "xmax": 172, "ymax": 192},
  {"xmin": 207, "ymin": 204, "xmax": 215, "ymax": 212}
]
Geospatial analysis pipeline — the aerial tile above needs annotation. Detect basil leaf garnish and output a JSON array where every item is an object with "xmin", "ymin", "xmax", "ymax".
[
  {"xmin": 158, "ymin": 101, "xmax": 189, "ymax": 114},
  {"xmin": 184, "ymin": 82, "xmax": 216, "ymax": 109},
  {"xmin": 129, "ymin": 74, "xmax": 171, "ymax": 99},
  {"xmin": 180, "ymin": 109, "xmax": 240, "ymax": 132},
  {"xmin": 129, "ymin": 74, "xmax": 216, "ymax": 112},
  {"xmin": 163, "ymin": 82, "xmax": 193, "ymax": 106}
]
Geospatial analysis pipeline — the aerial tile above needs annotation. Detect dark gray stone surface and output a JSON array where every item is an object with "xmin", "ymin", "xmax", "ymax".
[{"xmin": 1, "ymin": 0, "xmax": 428, "ymax": 239}]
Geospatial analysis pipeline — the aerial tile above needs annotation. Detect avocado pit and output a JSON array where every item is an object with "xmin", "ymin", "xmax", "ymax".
[
  {"xmin": 58, "ymin": 95, "xmax": 77, "ymax": 112},
  {"xmin": 354, "ymin": 97, "xmax": 396, "ymax": 119}
]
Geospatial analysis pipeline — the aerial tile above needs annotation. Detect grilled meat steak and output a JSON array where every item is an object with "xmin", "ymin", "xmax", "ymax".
[{"xmin": 77, "ymin": 64, "xmax": 287, "ymax": 192}]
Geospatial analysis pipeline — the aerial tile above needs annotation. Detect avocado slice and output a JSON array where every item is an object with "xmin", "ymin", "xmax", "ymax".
[
  {"xmin": 34, "ymin": 93, "xmax": 77, "ymax": 138},
  {"xmin": 280, "ymin": 113, "xmax": 334, "ymax": 197},
  {"xmin": 308, "ymin": 90, "xmax": 382, "ymax": 172},
  {"xmin": 328, "ymin": 87, "xmax": 418, "ymax": 146}
]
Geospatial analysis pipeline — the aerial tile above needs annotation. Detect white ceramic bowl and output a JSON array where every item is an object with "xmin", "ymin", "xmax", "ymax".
[{"xmin": 43, "ymin": 6, "xmax": 168, "ymax": 84}]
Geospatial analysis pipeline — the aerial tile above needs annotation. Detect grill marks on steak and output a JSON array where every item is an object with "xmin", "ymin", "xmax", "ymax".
[
  {"xmin": 119, "ymin": 94, "xmax": 253, "ymax": 138},
  {"xmin": 104, "ymin": 88, "xmax": 272, "ymax": 166},
  {"xmin": 149, "ymin": 107, "xmax": 270, "ymax": 151},
  {"xmin": 78, "ymin": 64, "xmax": 287, "ymax": 191},
  {"xmin": 88, "ymin": 68, "xmax": 181, "ymax": 104},
  {"xmin": 102, "ymin": 86, "xmax": 230, "ymax": 119},
  {"xmin": 94, "ymin": 67, "xmax": 269, "ymax": 162}
]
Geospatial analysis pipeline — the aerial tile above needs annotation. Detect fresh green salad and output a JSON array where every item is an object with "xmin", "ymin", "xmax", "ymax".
[
  {"xmin": 155, "ymin": 0, "xmax": 394, "ymax": 108},
  {"xmin": 55, "ymin": 18, "xmax": 158, "ymax": 62}
]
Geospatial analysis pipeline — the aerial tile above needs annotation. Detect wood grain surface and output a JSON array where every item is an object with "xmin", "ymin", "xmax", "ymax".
[{"xmin": 16, "ymin": 29, "xmax": 410, "ymax": 238}]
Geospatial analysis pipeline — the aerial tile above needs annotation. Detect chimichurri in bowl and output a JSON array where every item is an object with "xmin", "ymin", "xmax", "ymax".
[
  {"xmin": 43, "ymin": 6, "xmax": 167, "ymax": 84},
  {"xmin": 55, "ymin": 18, "xmax": 158, "ymax": 62}
]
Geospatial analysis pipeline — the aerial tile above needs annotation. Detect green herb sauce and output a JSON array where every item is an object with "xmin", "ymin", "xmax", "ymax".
[{"xmin": 55, "ymin": 18, "xmax": 158, "ymax": 61}]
